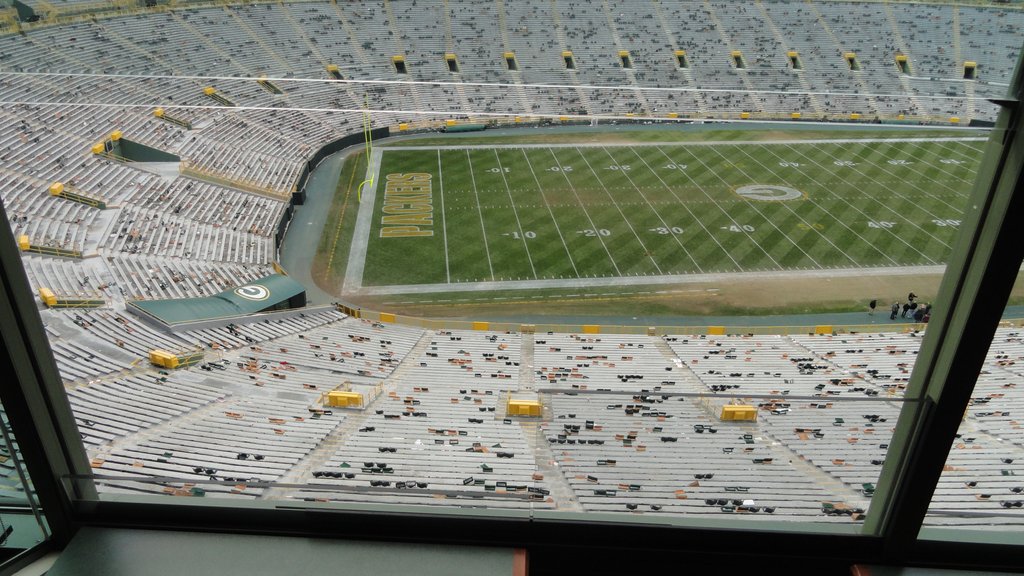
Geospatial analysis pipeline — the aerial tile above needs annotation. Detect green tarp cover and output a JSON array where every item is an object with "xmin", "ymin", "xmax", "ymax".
[{"xmin": 128, "ymin": 275, "xmax": 305, "ymax": 326}]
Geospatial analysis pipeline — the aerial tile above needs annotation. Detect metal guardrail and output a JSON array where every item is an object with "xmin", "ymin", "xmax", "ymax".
[{"xmin": 339, "ymin": 304, "xmax": 1024, "ymax": 336}]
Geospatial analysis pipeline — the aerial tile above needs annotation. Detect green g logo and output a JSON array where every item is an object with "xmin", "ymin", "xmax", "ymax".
[{"xmin": 234, "ymin": 285, "xmax": 270, "ymax": 301}]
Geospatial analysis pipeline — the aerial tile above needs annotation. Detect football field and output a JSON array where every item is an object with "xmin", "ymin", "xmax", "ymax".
[{"xmin": 345, "ymin": 137, "xmax": 983, "ymax": 294}]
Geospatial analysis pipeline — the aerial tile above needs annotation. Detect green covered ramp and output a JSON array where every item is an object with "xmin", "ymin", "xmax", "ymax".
[{"xmin": 127, "ymin": 275, "xmax": 307, "ymax": 330}]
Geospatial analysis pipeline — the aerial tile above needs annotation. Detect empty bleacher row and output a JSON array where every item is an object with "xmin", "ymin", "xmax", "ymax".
[
  {"xmin": 103, "ymin": 255, "xmax": 275, "ymax": 301},
  {"xmin": 68, "ymin": 373, "xmax": 227, "ymax": 447},
  {"xmin": 545, "ymin": 393, "xmax": 860, "ymax": 519},
  {"xmin": 37, "ymin": 300, "xmax": 1023, "ymax": 524},
  {"xmin": 293, "ymin": 329, "xmax": 550, "ymax": 509},
  {"xmin": 90, "ymin": 390, "xmax": 345, "ymax": 499},
  {"xmin": 534, "ymin": 333, "xmax": 678, "ymax": 393},
  {"xmin": 106, "ymin": 204, "xmax": 272, "ymax": 264}
]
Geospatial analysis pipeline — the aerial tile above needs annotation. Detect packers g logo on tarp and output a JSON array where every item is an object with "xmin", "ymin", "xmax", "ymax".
[{"xmin": 234, "ymin": 285, "xmax": 270, "ymax": 301}]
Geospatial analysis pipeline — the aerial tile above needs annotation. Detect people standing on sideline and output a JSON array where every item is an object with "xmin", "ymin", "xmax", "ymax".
[
  {"xmin": 901, "ymin": 302, "xmax": 911, "ymax": 318},
  {"xmin": 869, "ymin": 299, "xmax": 877, "ymax": 315},
  {"xmin": 890, "ymin": 302, "xmax": 900, "ymax": 320}
]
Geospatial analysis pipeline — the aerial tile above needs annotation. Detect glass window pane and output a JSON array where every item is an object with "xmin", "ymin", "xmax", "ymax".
[
  {"xmin": 0, "ymin": 400, "xmax": 49, "ymax": 552},
  {"xmin": 922, "ymin": 275, "xmax": 1024, "ymax": 536},
  {"xmin": 0, "ymin": 0, "xmax": 1016, "ymax": 544}
]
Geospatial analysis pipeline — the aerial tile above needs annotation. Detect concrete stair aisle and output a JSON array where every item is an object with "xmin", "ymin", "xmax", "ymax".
[
  {"xmin": 439, "ymin": 0, "xmax": 476, "ymax": 117},
  {"xmin": 601, "ymin": 0, "xmax": 652, "ymax": 115},
  {"xmin": 756, "ymin": 420, "xmax": 872, "ymax": 512},
  {"xmin": 329, "ymin": 1, "xmax": 373, "ymax": 68},
  {"xmin": 550, "ymin": 0, "xmax": 596, "ymax": 116},
  {"xmin": 381, "ymin": 0, "xmax": 428, "ymax": 115},
  {"xmin": 91, "ymin": 17, "xmax": 184, "ymax": 77},
  {"xmin": 168, "ymin": 10, "xmax": 250, "ymax": 77},
  {"xmin": 279, "ymin": 2, "xmax": 330, "ymax": 70},
  {"xmin": 703, "ymin": 0, "xmax": 764, "ymax": 115},
  {"xmin": 263, "ymin": 330, "xmax": 434, "ymax": 498},
  {"xmin": 951, "ymin": 7, "xmax": 974, "ymax": 123},
  {"xmin": 807, "ymin": 0, "xmax": 881, "ymax": 117},
  {"xmin": 91, "ymin": 384, "xmax": 233, "ymax": 460},
  {"xmin": 522, "ymin": 419, "xmax": 582, "ymax": 511},
  {"xmin": 83, "ymin": 209, "xmax": 120, "ymax": 256},
  {"xmin": 755, "ymin": 0, "xmax": 824, "ymax": 117},
  {"xmin": 223, "ymin": 6, "xmax": 293, "ymax": 73},
  {"xmin": 494, "ymin": 0, "xmax": 534, "ymax": 116},
  {"xmin": 882, "ymin": 1, "xmax": 927, "ymax": 119},
  {"xmin": 653, "ymin": 337, "xmax": 708, "ymax": 394},
  {"xmin": 519, "ymin": 332, "xmax": 535, "ymax": 391},
  {"xmin": 652, "ymin": 0, "xmax": 708, "ymax": 117}
]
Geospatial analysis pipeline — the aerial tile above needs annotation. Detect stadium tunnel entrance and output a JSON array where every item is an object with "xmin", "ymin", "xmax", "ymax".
[{"xmin": 126, "ymin": 274, "xmax": 307, "ymax": 332}]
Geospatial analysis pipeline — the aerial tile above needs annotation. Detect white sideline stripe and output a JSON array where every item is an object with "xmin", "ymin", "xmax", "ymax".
[
  {"xmin": 346, "ymin": 265, "xmax": 949, "ymax": 296},
  {"xmin": 437, "ymin": 150, "xmax": 451, "ymax": 283},
  {"xmin": 342, "ymin": 147, "xmax": 384, "ymax": 292},
  {"xmin": 383, "ymin": 137, "xmax": 989, "ymax": 151}
]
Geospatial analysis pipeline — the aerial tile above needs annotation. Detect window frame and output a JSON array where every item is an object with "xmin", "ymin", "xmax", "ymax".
[{"xmin": 0, "ymin": 43, "xmax": 1022, "ymax": 574}]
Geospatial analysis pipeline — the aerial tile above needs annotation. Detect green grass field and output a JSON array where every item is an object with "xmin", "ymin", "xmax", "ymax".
[{"xmin": 356, "ymin": 138, "xmax": 982, "ymax": 288}]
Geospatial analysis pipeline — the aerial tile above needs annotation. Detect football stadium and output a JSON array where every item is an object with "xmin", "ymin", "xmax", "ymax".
[{"xmin": 0, "ymin": 0, "xmax": 1022, "ymax": 573}]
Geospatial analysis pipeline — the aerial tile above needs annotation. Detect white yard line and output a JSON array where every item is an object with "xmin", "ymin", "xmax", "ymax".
[
  {"xmin": 520, "ymin": 149, "xmax": 580, "ymax": 278},
  {"xmin": 911, "ymin": 140, "xmax": 982, "ymax": 173},
  {"xmin": 342, "ymin": 146, "xmax": 384, "ymax": 292},
  {"xmin": 348, "ymin": 264, "xmax": 949, "ymax": 296},
  {"xmin": 598, "ymin": 146, "xmax": 703, "ymax": 273},
  {"xmin": 465, "ymin": 150, "xmax": 495, "ymax": 281},
  {"xmin": 436, "ymin": 150, "xmax": 451, "ymax": 283},
  {"xmin": 734, "ymin": 145, "xmax": 900, "ymax": 266},
  {"xmin": 383, "ymin": 137, "xmax": 988, "ymax": 151},
  {"xmin": 777, "ymin": 143, "xmax": 955, "ymax": 255},
  {"xmin": 572, "ymin": 147, "xmax": 663, "ymax": 275},
  {"xmin": 493, "ymin": 149, "xmax": 538, "ymax": 279},
  {"xmin": 701, "ymin": 146, "xmax": 833, "ymax": 268},
  {"xmin": 546, "ymin": 148, "xmax": 622, "ymax": 276},
  {"xmin": 846, "ymin": 141, "xmax": 967, "ymax": 213},
  {"xmin": 653, "ymin": 145, "xmax": 781, "ymax": 270},
  {"xmin": 628, "ymin": 147, "xmax": 741, "ymax": 271}
]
